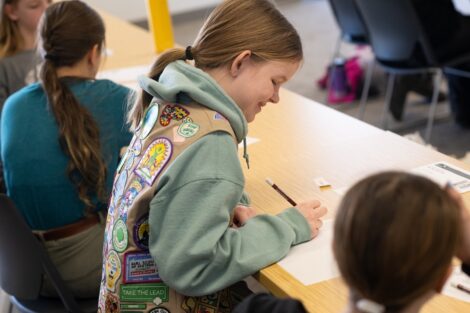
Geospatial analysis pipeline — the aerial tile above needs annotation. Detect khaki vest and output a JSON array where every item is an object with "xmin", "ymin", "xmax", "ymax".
[{"xmin": 98, "ymin": 100, "xmax": 248, "ymax": 313}]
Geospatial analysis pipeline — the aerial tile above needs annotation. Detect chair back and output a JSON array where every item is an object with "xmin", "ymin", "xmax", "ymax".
[
  {"xmin": 0, "ymin": 195, "xmax": 87, "ymax": 312},
  {"xmin": 354, "ymin": 0, "xmax": 436, "ymax": 65},
  {"xmin": 0, "ymin": 195, "xmax": 43, "ymax": 299},
  {"xmin": 328, "ymin": 0, "xmax": 368, "ymax": 43}
]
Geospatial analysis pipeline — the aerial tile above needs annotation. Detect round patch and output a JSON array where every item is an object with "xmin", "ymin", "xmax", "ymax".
[
  {"xmin": 105, "ymin": 250, "xmax": 121, "ymax": 292},
  {"xmin": 112, "ymin": 219, "xmax": 128, "ymax": 252},
  {"xmin": 135, "ymin": 137, "xmax": 173, "ymax": 186},
  {"xmin": 148, "ymin": 307, "xmax": 170, "ymax": 313},
  {"xmin": 141, "ymin": 105, "xmax": 159, "ymax": 139},
  {"xmin": 177, "ymin": 121, "xmax": 200, "ymax": 138},
  {"xmin": 134, "ymin": 214, "xmax": 150, "ymax": 250}
]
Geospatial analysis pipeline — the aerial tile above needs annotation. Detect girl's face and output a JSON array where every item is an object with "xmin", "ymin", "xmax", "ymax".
[
  {"xmin": 228, "ymin": 56, "xmax": 300, "ymax": 123},
  {"xmin": 5, "ymin": 0, "xmax": 50, "ymax": 34}
]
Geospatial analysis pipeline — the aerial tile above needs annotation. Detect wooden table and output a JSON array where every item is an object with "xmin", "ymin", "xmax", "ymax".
[
  {"xmin": 100, "ymin": 8, "xmax": 470, "ymax": 313},
  {"xmin": 244, "ymin": 88, "xmax": 470, "ymax": 312}
]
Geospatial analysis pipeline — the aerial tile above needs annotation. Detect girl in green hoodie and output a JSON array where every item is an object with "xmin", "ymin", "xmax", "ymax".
[{"xmin": 99, "ymin": 1, "xmax": 327, "ymax": 312}]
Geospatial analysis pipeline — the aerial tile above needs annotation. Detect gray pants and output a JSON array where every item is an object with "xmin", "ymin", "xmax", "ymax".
[{"xmin": 40, "ymin": 219, "xmax": 105, "ymax": 299}]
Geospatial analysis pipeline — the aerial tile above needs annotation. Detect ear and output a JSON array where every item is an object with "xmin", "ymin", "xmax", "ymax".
[
  {"xmin": 87, "ymin": 44, "xmax": 101, "ymax": 67},
  {"xmin": 4, "ymin": 4, "xmax": 19, "ymax": 21},
  {"xmin": 435, "ymin": 265, "xmax": 453, "ymax": 293},
  {"xmin": 229, "ymin": 50, "xmax": 252, "ymax": 77}
]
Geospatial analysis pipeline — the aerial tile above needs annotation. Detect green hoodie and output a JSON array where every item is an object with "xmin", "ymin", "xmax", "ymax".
[{"xmin": 140, "ymin": 60, "xmax": 311, "ymax": 296}]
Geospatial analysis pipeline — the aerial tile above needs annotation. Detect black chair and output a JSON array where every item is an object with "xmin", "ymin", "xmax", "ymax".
[
  {"xmin": 353, "ymin": 0, "xmax": 453, "ymax": 142},
  {"xmin": 327, "ymin": 0, "xmax": 374, "ymax": 109},
  {"xmin": 0, "ymin": 195, "xmax": 97, "ymax": 313}
]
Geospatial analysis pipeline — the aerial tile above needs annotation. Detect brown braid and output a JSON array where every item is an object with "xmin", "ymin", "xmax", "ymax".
[{"xmin": 39, "ymin": 1, "xmax": 107, "ymax": 211}]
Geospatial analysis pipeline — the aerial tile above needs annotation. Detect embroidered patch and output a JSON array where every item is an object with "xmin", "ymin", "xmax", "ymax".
[
  {"xmin": 129, "ymin": 139, "xmax": 143, "ymax": 157},
  {"xmin": 214, "ymin": 112, "xmax": 226, "ymax": 120},
  {"xmin": 133, "ymin": 214, "xmax": 150, "ymax": 250},
  {"xmin": 117, "ymin": 151, "xmax": 129, "ymax": 174},
  {"xmin": 105, "ymin": 250, "xmax": 122, "ymax": 292},
  {"xmin": 105, "ymin": 293, "xmax": 119, "ymax": 313},
  {"xmin": 159, "ymin": 104, "xmax": 190, "ymax": 126},
  {"xmin": 112, "ymin": 219, "xmax": 128, "ymax": 252},
  {"xmin": 122, "ymin": 178, "xmax": 144, "ymax": 209},
  {"xmin": 112, "ymin": 170, "xmax": 128, "ymax": 208},
  {"xmin": 123, "ymin": 251, "xmax": 161, "ymax": 284},
  {"xmin": 177, "ymin": 120, "xmax": 200, "ymax": 138},
  {"xmin": 120, "ymin": 283, "xmax": 169, "ymax": 302},
  {"xmin": 141, "ymin": 104, "xmax": 160, "ymax": 139},
  {"xmin": 135, "ymin": 138, "xmax": 173, "ymax": 186},
  {"xmin": 148, "ymin": 308, "xmax": 170, "ymax": 313}
]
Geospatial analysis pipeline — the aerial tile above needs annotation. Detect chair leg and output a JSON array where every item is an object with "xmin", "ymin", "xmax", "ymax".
[
  {"xmin": 324, "ymin": 34, "xmax": 343, "ymax": 104},
  {"xmin": 381, "ymin": 73, "xmax": 396, "ymax": 129},
  {"xmin": 424, "ymin": 70, "xmax": 443, "ymax": 143},
  {"xmin": 357, "ymin": 59, "xmax": 375, "ymax": 120}
]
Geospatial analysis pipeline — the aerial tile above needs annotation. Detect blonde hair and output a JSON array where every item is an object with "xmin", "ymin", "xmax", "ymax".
[
  {"xmin": 128, "ymin": 0, "xmax": 303, "ymax": 130},
  {"xmin": 333, "ymin": 172, "xmax": 461, "ymax": 312},
  {"xmin": 39, "ymin": 1, "xmax": 107, "ymax": 211},
  {"xmin": 0, "ymin": 0, "xmax": 22, "ymax": 57}
]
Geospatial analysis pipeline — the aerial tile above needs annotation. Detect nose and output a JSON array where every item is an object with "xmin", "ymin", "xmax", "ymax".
[{"xmin": 270, "ymin": 89, "xmax": 280, "ymax": 103}]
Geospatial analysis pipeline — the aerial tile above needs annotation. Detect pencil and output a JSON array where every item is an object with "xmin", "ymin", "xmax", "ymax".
[
  {"xmin": 265, "ymin": 178, "xmax": 297, "ymax": 206},
  {"xmin": 451, "ymin": 282, "xmax": 470, "ymax": 295}
]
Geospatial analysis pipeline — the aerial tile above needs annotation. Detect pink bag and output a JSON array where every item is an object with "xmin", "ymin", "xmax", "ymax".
[{"xmin": 317, "ymin": 56, "xmax": 364, "ymax": 104}]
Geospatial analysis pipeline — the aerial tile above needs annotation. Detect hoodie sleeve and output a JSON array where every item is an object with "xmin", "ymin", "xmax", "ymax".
[{"xmin": 148, "ymin": 132, "xmax": 311, "ymax": 296}]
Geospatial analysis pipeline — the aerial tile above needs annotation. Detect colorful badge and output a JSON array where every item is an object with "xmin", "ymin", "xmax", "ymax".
[
  {"xmin": 112, "ymin": 170, "xmax": 128, "ymax": 208},
  {"xmin": 105, "ymin": 293, "xmax": 119, "ymax": 313},
  {"xmin": 141, "ymin": 104, "xmax": 160, "ymax": 139},
  {"xmin": 123, "ymin": 251, "xmax": 161, "ymax": 284},
  {"xmin": 135, "ymin": 138, "xmax": 173, "ymax": 186},
  {"xmin": 177, "ymin": 120, "xmax": 200, "ymax": 138},
  {"xmin": 120, "ymin": 283, "xmax": 169, "ymax": 302},
  {"xmin": 159, "ymin": 104, "xmax": 190, "ymax": 126},
  {"xmin": 112, "ymin": 219, "xmax": 128, "ymax": 252},
  {"xmin": 105, "ymin": 250, "xmax": 122, "ymax": 292},
  {"xmin": 123, "ymin": 178, "xmax": 144, "ymax": 208},
  {"xmin": 129, "ymin": 139, "xmax": 143, "ymax": 157},
  {"xmin": 148, "ymin": 308, "xmax": 170, "ymax": 313},
  {"xmin": 133, "ymin": 214, "xmax": 150, "ymax": 250}
]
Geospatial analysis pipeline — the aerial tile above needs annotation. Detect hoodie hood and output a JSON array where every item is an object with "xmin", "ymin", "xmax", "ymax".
[{"xmin": 138, "ymin": 60, "xmax": 248, "ymax": 143}]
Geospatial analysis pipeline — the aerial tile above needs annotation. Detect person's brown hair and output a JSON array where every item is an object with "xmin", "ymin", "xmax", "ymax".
[
  {"xmin": 333, "ymin": 172, "xmax": 461, "ymax": 312},
  {"xmin": 127, "ymin": 0, "xmax": 303, "ymax": 130},
  {"xmin": 38, "ymin": 0, "xmax": 107, "ymax": 211},
  {"xmin": 0, "ymin": 0, "xmax": 22, "ymax": 56}
]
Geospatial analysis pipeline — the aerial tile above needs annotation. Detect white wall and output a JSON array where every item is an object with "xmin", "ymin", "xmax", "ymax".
[{"xmin": 85, "ymin": 0, "xmax": 223, "ymax": 22}]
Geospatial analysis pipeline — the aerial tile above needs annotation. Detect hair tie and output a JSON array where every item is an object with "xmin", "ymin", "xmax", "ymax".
[
  {"xmin": 356, "ymin": 299, "xmax": 385, "ymax": 313},
  {"xmin": 44, "ymin": 53, "xmax": 57, "ymax": 61},
  {"xmin": 185, "ymin": 46, "xmax": 194, "ymax": 60}
]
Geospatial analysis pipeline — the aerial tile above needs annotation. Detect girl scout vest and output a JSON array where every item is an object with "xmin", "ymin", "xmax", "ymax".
[{"xmin": 98, "ymin": 99, "xmax": 250, "ymax": 313}]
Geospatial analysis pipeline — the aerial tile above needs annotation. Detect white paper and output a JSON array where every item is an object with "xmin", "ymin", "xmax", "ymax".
[
  {"xmin": 278, "ymin": 219, "xmax": 339, "ymax": 286},
  {"xmin": 98, "ymin": 64, "xmax": 150, "ymax": 89},
  {"xmin": 411, "ymin": 161, "xmax": 470, "ymax": 193},
  {"xmin": 238, "ymin": 136, "xmax": 259, "ymax": 148},
  {"xmin": 443, "ymin": 266, "xmax": 470, "ymax": 303},
  {"xmin": 333, "ymin": 186, "xmax": 349, "ymax": 196}
]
